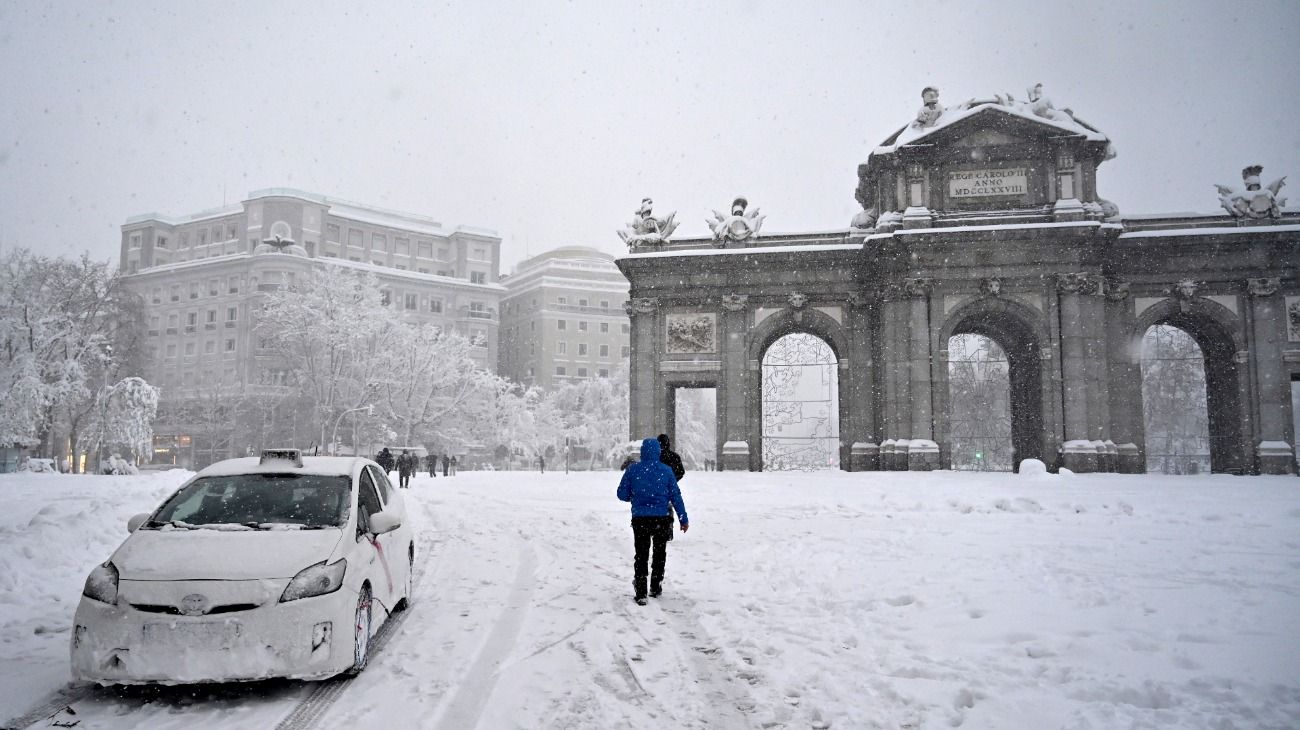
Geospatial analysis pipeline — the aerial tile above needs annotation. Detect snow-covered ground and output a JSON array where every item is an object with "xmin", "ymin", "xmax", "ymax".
[{"xmin": 2, "ymin": 469, "xmax": 1299, "ymax": 729}]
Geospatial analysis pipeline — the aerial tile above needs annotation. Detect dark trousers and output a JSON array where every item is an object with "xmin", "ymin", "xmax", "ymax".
[
  {"xmin": 399, "ymin": 472, "xmax": 410, "ymax": 488},
  {"xmin": 631, "ymin": 516, "xmax": 673, "ymax": 598}
]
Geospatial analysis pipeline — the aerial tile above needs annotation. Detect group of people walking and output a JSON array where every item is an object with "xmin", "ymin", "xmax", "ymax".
[
  {"xmin": 617, "ymin": 433, "xmax": 690, "ymax": 606},
  {"xmin": 375, "ymin": 448, "xmax": 457, "ymax": 488}
]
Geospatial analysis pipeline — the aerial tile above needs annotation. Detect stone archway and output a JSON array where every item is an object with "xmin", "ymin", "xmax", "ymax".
[
  {"xmin": 1132, "ymin": 298, "xmax": 1248, "ymax": 473},
  {"xmin": 937, "ymin": 298, "xmax": 1049, "ymax": 472},
  {"xmin": 746, "ymin": 307, "xmax": 850, "ymax": 471}
]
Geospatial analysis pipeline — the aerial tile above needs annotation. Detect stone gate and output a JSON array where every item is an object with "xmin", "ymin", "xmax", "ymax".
[{"xmin": 616, "ymin": 87, "xmax": 1300, "ymax": 474}]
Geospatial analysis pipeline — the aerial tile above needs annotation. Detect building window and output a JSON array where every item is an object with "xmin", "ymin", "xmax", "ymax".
[
  {"xmin": 404, "ymin": 293, "xmax": 417, "ymax": 310},
  {"xmin": 227, "ymin": 223, "xmax": 238, "ymax": 240},
  {"xmin": 577, "ymin": 367, "xmax": 588, "ymax": 378},
  {"xmin": 530, "ymin": 342, "xmax": 536, "ymax": 355},
  {"xmin": 179, "ymin": 232, "xmax": 189, "ymax": 248},
  {"xmin": 326, "ymin": 224, "xmax": 340, "ymax": 242},
  {"xmin": 578, "ymin": 321, "xmax": 588, "ymax": 332},
  {"xmin": 417, "ymin": 240, "xmax": 433, "ymax": 258},
  {"xmin": 601, "ymin": 300, "xmax": 609, "ymax": 309},
  {"xmin": 472, "ymin": 246, "xmax": 485, "ymax": 260},
  {"xmin": 578, "ymin": 343, "xmax": 588, "ymax": 356},
  {"xmin": 227, "ymin": 306, "xmax": 237, "ymax": 321},
  {"xmin": 557, "ymin": 296, "xmax": 567, "ymax": 305},
  {"xmin": 373, "ymin": 234, "xmax": 388, "ymax": 251},
  {"xmin": 208, "ymin": 279, "xmax": 219, "ymax": 296},
  {"xmin": 205, "ymin": 340, "xmax": 216, "ymax": 354},
  {"xmin": 166, "ymin": 344, "xmax": 176, "ymax": 357},
  {"xmin": 129, "ymin": 234, "xmax": 142, "ymax": 249},
  {"xmin": 557, "ymin": 320, "xmax": 567, "ymax": 331},
  {"xmin": 186, "ymin": 312, "xmax": 197, "ymax": 328},
  {"xmin": 579, "ymin": 298, "xmax": 588, "ymax": 307},
  {"xmin": 169, "ymin": 285, "xmax": 180, "ymax": 301},
  {"xmin": 156, "ymin": 236, "xmax": 168, "ymax": 249},
  {"xmin": 527, "ymin": 367, "xmax": 534, "ymax": 378},
  {"xmin": 622, "ymin": 324, "xmax": 630, "ymax": 334},
  {"xmin": 206, "ymin": 310, "xmax": 216, "ymax": 324},
  {"xmin": 185, "ymin": 342, "xmax": 196, "ymax": 356},
  {"xmin": 189, "ymin": 283, "xmax": 199, "ymax": 299},
  {"xmin": 471, "ymin": 328, "xmax": 486, "ymax": 347},
  {"xmin": 348, "ymin": 229, "xmax": 363, "ymax": 247},
  {"xmin": 198, "ymin": 230, "xmax": 207, "ymax": 246},
  {"xmin": 599, "ymin": 368, "xmax": 609, "ymax": 377},
  {"xmin": 558, "ymin": 341, "xmax": 567, "ymax": 354},
  {"xmin": 600, "ymin": 344, "xmax": 609, "ymax": 357},
  {"xmin": 622, "ymin": 346, "xmax": 630, "ymax": 357},
  {"xmin": 555, "ymin": 366, "xmax": 566, "ymax": 377},
  {"xmin": 151, "ymin": 288, "xmax": 161, "ymax": 304},
  {"xmin": 470, "ymin": 271, "xmax": 486, "ymax": 284},
  {"xmin": 395, "ymin": 237, "xmax": 410, "ymax": 255},
  {"xmin": 429, "ymin": 299, "xmax": 443, "ymax": 313},
  {"xmin": 600, "ymin": 322, "xmax": 609, "ymax": 334},
  {"xmin": 229, "ymin": 276, "xmax": 239, "ymax": 294},
  {"xmin": 380, "ymin": 290, "xmax": 391, "ymax": 306},
  {"xmin": 225, "ymin": 339, "xmax": 236, "ymax": 352}
]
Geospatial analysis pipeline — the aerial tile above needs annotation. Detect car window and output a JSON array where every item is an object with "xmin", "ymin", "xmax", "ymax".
[
  {"xmin": 150, "ymin": 474, "xmax": 350, "ymax": 529},
  {"xmin": 366, "ymin": 465, "xmax": 395, "ymax": 504},
  {"xmin": 356, "ymin": 472, "xmax": 384, "ymax": 537}
]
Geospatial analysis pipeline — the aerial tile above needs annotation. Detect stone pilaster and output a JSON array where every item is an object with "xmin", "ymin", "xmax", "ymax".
[
  {"xmin": 1246, "ymin": 277, "xmax": 1293, "ymax": 474},
  {"xmin": 845, "ymin": 292, "xmax": 876, "ymax": 470},
  {"xmin": 719, "ymin": 293, "xmax": 752, "ymax": 471},
  {"xmin": 626, "ymin": 297, "xmax": 660, "ymax": 441},
  {"xmin": 1055, "ymin": 273, "xmax": 1107, "ymax": 472}
]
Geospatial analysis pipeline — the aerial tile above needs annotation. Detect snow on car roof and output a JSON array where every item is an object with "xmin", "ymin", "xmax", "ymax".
[{"xmin": 195, "ymin": 456, "xmax": 368, "ymax": 478}]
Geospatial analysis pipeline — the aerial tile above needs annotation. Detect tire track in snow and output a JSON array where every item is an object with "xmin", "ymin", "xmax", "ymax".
[{"xmin": 431, "ymin": 536, "xmax": 537, "ymax": 730}]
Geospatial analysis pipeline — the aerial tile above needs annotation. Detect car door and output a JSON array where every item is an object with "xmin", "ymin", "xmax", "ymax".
[
  {"xmin": 355, "ymin": 469, "xmax": 396, "ymax": 609},
  {"xmin": 365, "ymin": 464, "xmax": 408, "ymax": 603}
]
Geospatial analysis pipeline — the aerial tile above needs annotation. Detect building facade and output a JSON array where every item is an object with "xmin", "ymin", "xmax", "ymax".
[
  {"xmin": 120, "ymin": 188, "xmax": 502, "ymax": 466},
  {"xmin": 498, "ymin": 246, "xmax": 631, "ymax": 390},
  {"xmin": 617, "ymin": 88, "xmax": 1300, "ymax": 475}
]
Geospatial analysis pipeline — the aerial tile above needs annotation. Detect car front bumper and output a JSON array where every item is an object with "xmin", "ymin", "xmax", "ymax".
[{"xmin": 70, "ymin": 588, "xmax": 356, "ymax": 684}]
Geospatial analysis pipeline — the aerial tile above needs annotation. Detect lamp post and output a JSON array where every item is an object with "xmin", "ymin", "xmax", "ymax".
[{"xmin": 331, "ymin": 405, "xmax": 373, "ymax": 456}]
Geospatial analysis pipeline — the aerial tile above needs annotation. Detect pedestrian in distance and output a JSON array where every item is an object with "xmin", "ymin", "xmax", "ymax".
[
  {"xmin": 397, "ymin": 449, "xmax": 413, "ymax": 489},
  {"xmin": 376, "ymin": 447, "xmax": 395, "ymax": 476},
  {"xmin": 450, "ymin": 455, "xmax": 458, "ymax": 476},
  {"xmin": 656, "ymin": 433, "xmax": 686, "ymax": 540},
  {"xmin": 617, "ymin": 437, "xmax": 689, "ymax": 605},
  {"xmin": 427, "ymin": 453, "xmax": 438, "ymax": 478},
  {"xmin": 539, "ymin": 455, "xmax": 546, "ymax": 474},
  {"xmin": 442, "ymin": 454, "xmax": 449, "ymax": 478}
]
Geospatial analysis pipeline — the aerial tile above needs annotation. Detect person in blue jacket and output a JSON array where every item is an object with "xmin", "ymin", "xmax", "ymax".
[{"xmin": 617, "ymin": 437, "xmax": 689, "ymax": 605}]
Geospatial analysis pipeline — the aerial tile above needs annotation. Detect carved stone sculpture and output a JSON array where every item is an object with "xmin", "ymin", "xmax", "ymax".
[
  {"xmin": 617, "ymin": 198, "xmax": 680, "ymax": 250},
  {"xmin": 1105, "ymin": 279, "xmax": 1131, "ymax": 301},
  {"xmin": 1057, "ymin": 272, "xmax": 1102, "ymax": 295},
  {"xmin": 912, "ymin": 86, "xmax": 945, "ymax": 129},
  {"xmin": 706, "ymin": 196, "xmax": 765, "ymax": 244},
  {"xmin": 1025, "ymin": 82, "xmax": 1075, "ymax": 123},
  {"xmin": 903, "ymin": 277, "xmax": 933, "ymax": 298},
  {"xmin": 980, "ymin": 277, "xmax": 1002, "ymax": 297},
  {"xmin": 787, "ymin": 292, "xmax": 808, "ymax": 323},
  {"xmin": 1216, "ymin": 166, "xmax": 1288, "ymax": 219},
  {"xmin": 1172, "ymin": 279, "xmax": 1199, "ymax": 300},
  {"xmin": 850, "ymin": 207, "xmax": 878, "ymax": 231},
  {"xmin": 632, "ymin": 297, "xmax": 658, "ymax": 315}
]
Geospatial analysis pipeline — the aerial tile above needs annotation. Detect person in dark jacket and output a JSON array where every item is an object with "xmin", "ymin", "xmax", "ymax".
[
  {"xmin": 427, "ymin": 453, "xmax": 438, "ymax": 478},
  {"xmin": 397, "ymin": 450, "xmax": 414, "ymax": 488},
  {"xmin": 656, "ymin": 433, "xmax": 685, "ymax": 481},
  {"xmin": 376, "ymin": 448, "xmax": 395, "ymax": 475},
  {"xmin": 617, "ymin": 438, "xmax": 689, "ymax": 605}
]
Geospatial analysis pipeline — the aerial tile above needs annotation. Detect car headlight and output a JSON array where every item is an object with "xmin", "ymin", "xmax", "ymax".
[
  {"xmin": 83, "ymin": 562, "xmax": 119, "ymax": 604},
  {"xmin": 280, "ymin": 559, "xmax": 347, "ymax": 602}
]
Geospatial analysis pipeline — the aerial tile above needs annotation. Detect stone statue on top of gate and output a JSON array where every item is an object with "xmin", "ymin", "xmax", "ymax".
[
  {"xmin": 706, "ymin": 196, "xmax": 765, "ymax": 244},
  {"xmin": 1216, "ymin": 165, "xmax": 1288, "ymax": 219},
  {"xmin": 618, "ymin": 198, "xmax": 680, "ymax": 251}
]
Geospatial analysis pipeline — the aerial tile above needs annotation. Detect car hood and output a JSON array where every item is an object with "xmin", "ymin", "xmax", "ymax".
[{"xmin": 114, "ymin": 528, "xmax": 345, "ymax": 581}]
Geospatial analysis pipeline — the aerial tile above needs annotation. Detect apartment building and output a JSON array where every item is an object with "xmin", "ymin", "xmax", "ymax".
[
  {"xmin": 119, "ymin": 188, "xmax": 502, "ymax": 465},
  {"xmin": 498, "ymin": 246, "xmax": 631, "ymax": 390}
]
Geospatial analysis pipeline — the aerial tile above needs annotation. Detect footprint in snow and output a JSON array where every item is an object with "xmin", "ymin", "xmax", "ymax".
[{"xmin": 885, "ymin": 595, "xmax": 916, "ymax": 607}]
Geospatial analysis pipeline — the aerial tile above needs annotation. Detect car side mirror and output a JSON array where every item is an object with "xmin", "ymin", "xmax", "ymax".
[
  {"xmin": 127, "ymin": 513, "xmax": 150, "ymax": 532},
  {"xmin": 369, "ymin": 510, "xmax": 401, "ymax": 535}
]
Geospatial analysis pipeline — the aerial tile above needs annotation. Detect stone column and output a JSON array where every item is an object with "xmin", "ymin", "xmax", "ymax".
[
  {"xmin": 626, "ymin": 298, "xmax": 659, "ymax": 441},
  {"xmin": 719, "ymin": 294, "xmax": 752, "ymax": 471},
  {"xmin": 1103, "ymin": 280, "xmax": 1145, "ymax": 473},
  {"xmin": 905, "ymin": 278, "xmax": 939, "ymax": 470},
  {"xmin": 1246, "ymin": 278, "xmax": 1294, "ymax": 474},
  {"xmin": 845, "ymin": 292, "xmax": 877, "ymax": 470},
  {"xmin": 1056, "ymin": 273, "xmax": 1103, "ymax": 472},
  {"xmin": 879, "ymin": 288, "xmax": 909, "ymax": 464}
]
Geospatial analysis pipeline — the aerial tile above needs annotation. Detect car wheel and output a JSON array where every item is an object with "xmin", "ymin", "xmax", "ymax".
[{"xmin": 345, "ymin": 585, "xmax": 372, "ymax": 677}]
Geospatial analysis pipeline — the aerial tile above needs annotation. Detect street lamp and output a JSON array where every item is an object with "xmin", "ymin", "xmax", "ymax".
[{"xmin": 331, "ymin": 405, "xmax": 373, "ymax": 456}]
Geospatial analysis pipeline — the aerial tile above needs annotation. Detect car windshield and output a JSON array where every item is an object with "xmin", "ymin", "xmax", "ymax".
[{"xmin": 146, "ymin": 473, "xmax": 351, "ymax": 530}]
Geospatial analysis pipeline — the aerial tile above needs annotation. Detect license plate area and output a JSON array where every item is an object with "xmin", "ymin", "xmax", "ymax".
[{"xmin": 144, "ymin": 620, "xmax": 241, "ymax": 647}]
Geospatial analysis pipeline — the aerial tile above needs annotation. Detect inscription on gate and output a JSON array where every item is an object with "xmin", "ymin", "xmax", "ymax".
[{"xmin": 948, "ymin": 167, "xmax": 1027, "ymax": 198}]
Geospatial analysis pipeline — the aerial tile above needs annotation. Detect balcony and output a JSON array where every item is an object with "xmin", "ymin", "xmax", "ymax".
[
  {"xmin": 458, "ymin": 305, "xmax": 497, "ymax": 321},
  {"xmin": 184, "ymin": 326, "xmax": 196, "ymax": 334},
  {"xmin": 165, "ymin": 328, "xmax": 178, "ymax": 335},
  {"xmin": 204, "ymin": 323, "xmax": 217, "ymax": 331},
  {"xmin": 147, "ymin": 329, "xmax": 160, "ymax": 337},
  {"xmin": 225, "ymin": 321, "xmax": 237, "ymax": 328}
]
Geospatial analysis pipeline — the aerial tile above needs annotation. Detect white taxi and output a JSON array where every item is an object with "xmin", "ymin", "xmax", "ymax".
[{"xmin": 71, "ymin": 449, "xmax": 415, "ymax": 684}]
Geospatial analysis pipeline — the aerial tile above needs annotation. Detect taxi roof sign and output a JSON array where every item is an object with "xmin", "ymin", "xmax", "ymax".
[{"xmin": 260, "ymin": 449, "xmax": 303, "ymax": 467}]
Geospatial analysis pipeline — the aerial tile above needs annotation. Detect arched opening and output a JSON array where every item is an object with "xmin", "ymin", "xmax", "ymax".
[
  {"xmin": 1140, "ymin": 325, "xmax": 1211, "ymax": 474},
  {"xmin": 943, "ymin": 305, "xmax": 1044, "ymax": 471},
  {"xmin": 761, "ymin": 333, "xmax": 840, "ymax": 470},
  {"xmin": 947, "ymin": 334, "xmax": 1013, "ymax": 471},
  {"xmin": 1137, "ymin": 308, "xmax": 1245, "ymax": 474}
]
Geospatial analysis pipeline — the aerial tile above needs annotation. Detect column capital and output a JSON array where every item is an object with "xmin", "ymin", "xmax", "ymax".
[
  {"xmin": 1056, "ymin": 272, "xmax": 1103, "ymax": 295},
  {"xmin": 624, "ymin": 297, "xmax": 658, "ymax": 317},
  {"xmin": 721, "ymin": 293, "xmax": 749, "ymax": 312},
  {"xmin": 1247, "ymin": 277, "xmax": 1280, "ymax": 297},
  {"xmin": 903, "ymin": 277, "xmax": 933, "ymax": 298},
  {"xmin": 1104, "ymin": 279, "xmax": 1130, "ymax": 301}
]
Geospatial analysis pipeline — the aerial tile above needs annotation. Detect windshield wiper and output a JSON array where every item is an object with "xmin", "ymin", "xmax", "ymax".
[{"xmin": 148, "ymin": 520, "xmax": 198, "ymax": 530}]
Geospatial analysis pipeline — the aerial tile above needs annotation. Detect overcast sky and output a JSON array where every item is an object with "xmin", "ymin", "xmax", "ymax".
[{"xmin": 1, "ymin": 0, "xmax": 1297, "ymax": 272}]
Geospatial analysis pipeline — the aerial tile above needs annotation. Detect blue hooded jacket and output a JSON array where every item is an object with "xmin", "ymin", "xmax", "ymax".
[{"xmin": 617, "ymin": 438, "xmax": 688, "ymax": 525}]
